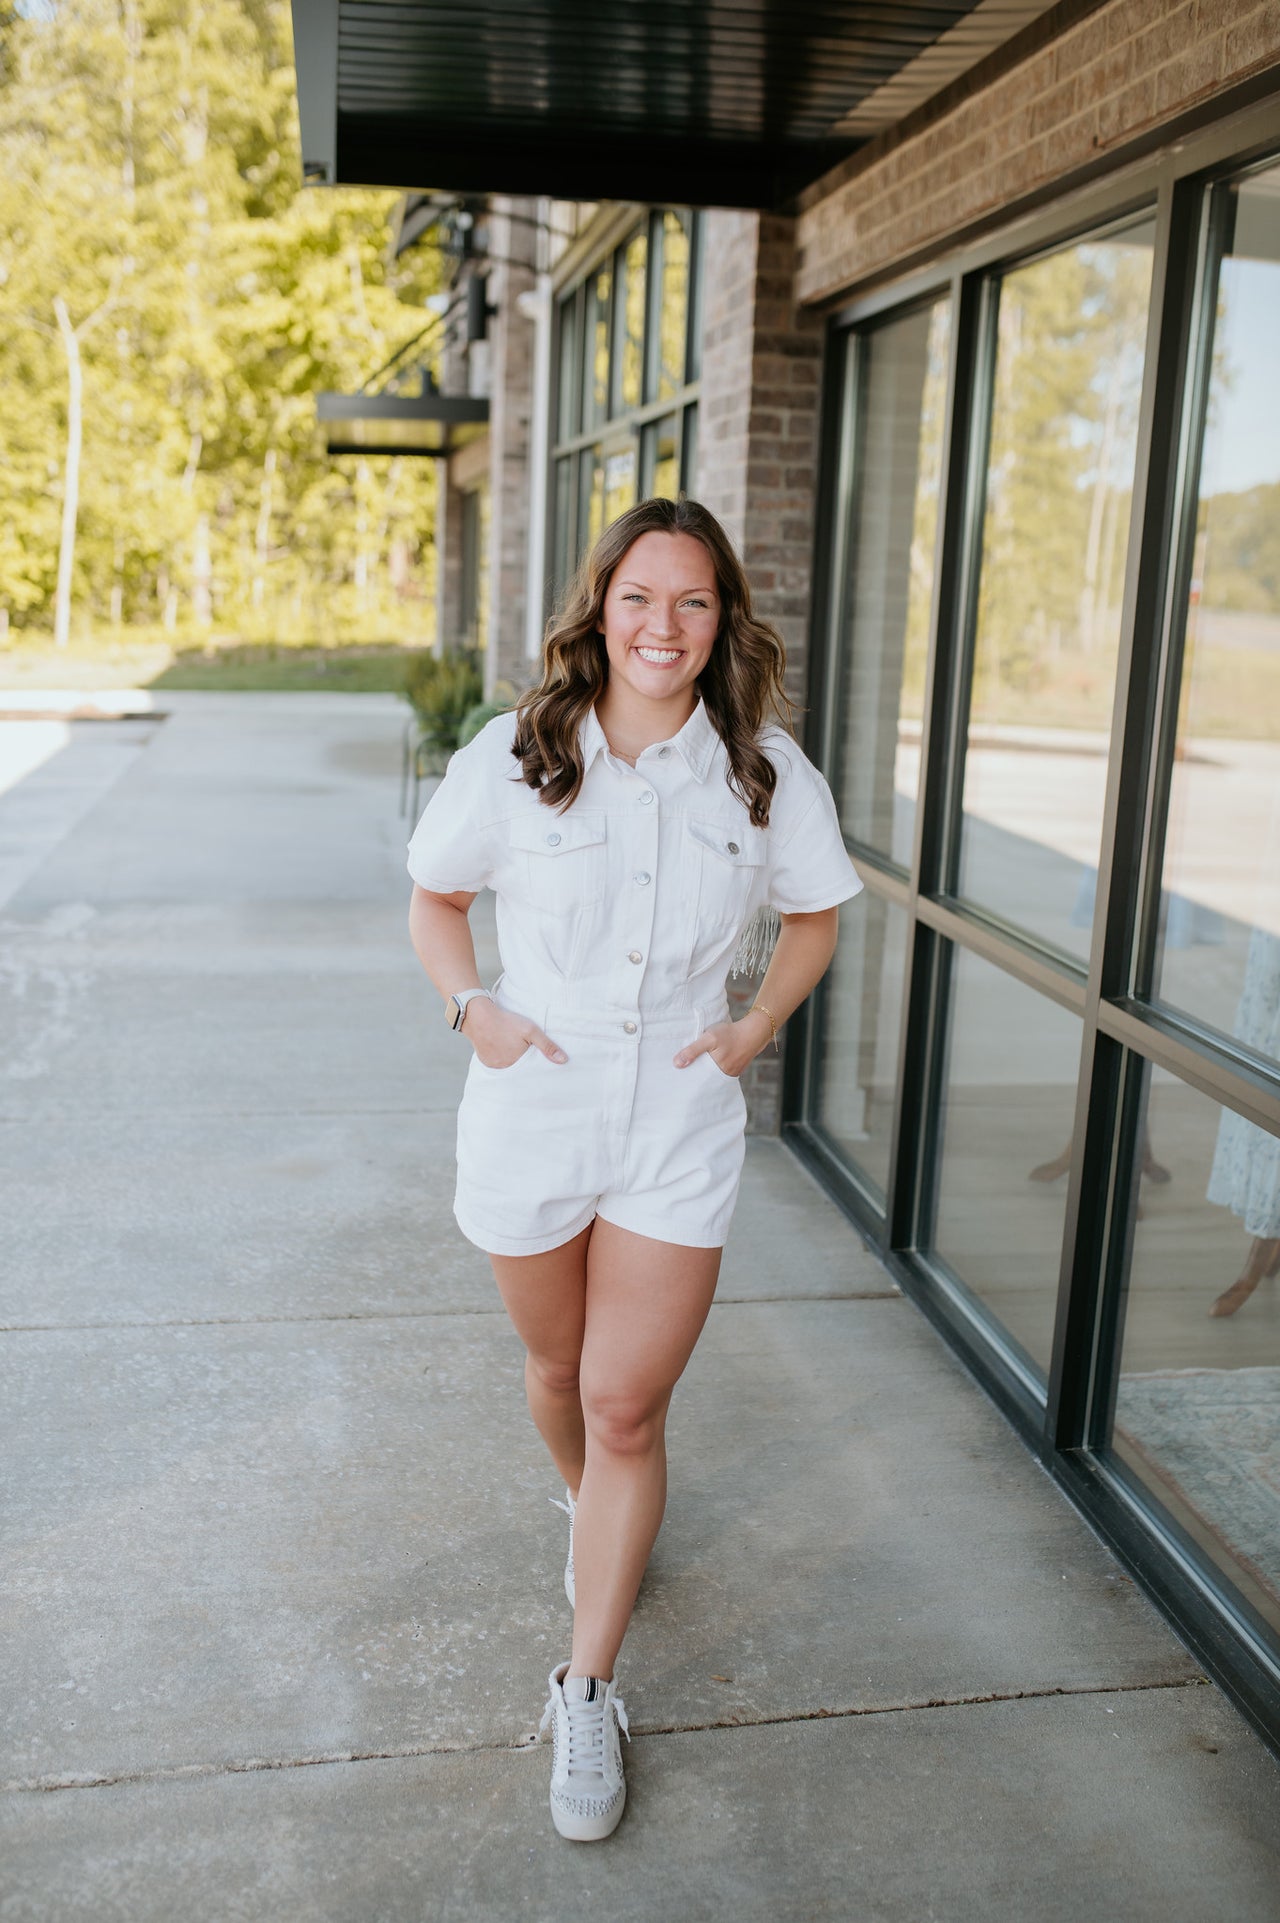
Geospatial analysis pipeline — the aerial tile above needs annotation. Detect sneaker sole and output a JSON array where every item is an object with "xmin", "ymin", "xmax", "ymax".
[{"xmin": 550, "ymin": 1782, "xmax": 626, "ymax": 1842}]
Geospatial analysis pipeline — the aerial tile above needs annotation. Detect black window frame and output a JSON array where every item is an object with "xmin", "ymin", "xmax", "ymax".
[{"xmin": 789, "ymin": 95, "xmax": 1280, "ymax": 1760}]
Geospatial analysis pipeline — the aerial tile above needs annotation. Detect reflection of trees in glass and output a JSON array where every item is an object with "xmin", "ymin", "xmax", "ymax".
[
  {"xmin": 586, "ymin": 267, "xmax": 611, "ymax": 426},
  {"xmin": 900, "ymin": 304, "xmax": 952, "ymax": 715},
  {"xmin": 604, "ymin": 447, "xmax": 637, "ymax": 526},
  {"xmin": 659, "ymin": 213, "xmax": 689, "ymax": 401},
  {"xmin": 620, "ymin": 235, "xmax": 646, "ymax": 410},
  {"xmin": 972, "ymin": 233, "xmax": 1153, "ymax": 722},
  {"xmin": 1198, "ymin": 483, "xmax": 1280, "ymax": 612}
]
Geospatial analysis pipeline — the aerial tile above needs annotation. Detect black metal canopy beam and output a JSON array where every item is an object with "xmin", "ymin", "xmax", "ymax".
[{"xmin": 333, "ymin": 116, "xmax": 857, "ymax": 207}]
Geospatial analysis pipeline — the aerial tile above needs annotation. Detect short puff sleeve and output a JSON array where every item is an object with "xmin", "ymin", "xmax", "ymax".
[
  {"xmin": 406, "ymin": 730, "xmax": 499, "ymax": 894},
  {"xmin": 764, "ymin": 744, "xmax": 863, "ymax": 914}
]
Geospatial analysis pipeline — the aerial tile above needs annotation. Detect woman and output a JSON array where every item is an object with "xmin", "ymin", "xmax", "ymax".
[{"xmin": 407, "ymin": 497, "xmax": 861, "ymax": 1841}]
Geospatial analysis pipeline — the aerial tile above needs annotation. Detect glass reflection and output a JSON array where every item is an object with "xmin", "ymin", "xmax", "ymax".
[
  {"xmin": 931, "ymin": 946, "xmax": 1083, "ymax": 1375},
  {"xmin": 1154, "ymin": 162, "xmax": 1280, "ymax": 1062},
  {"xmin": 658, "ymin": 211, "xmax": 690, "ymax": 400},
  {"xmin": 642, "ymin": 414, "xmax": 680, "ymax": 501},
  {"xmin": 557, "ymin": 294, "xmax": 579, "ymax": 441},
  {"xmin": 958, "ymin": 218, "xmax": 1156, "ymax": 957},
  {"xmin": 1113, "ymin": 1069, "xmax": 1280, "ymax": 1635},
  {"xmin": 833, "ymin": 297, "xmax": 951, "ymax": 867},
  {"xmin": 814, "ymin": 892, "xmax": 907, "ymax": 1204},
  {"xmin": 603, "ymin": 445, "xmax": 637, "ymax": 527},
  {"xmin": 582, "ymin": 265, "xmax": 611, "ymax": 433},
  {"xmin": 614, "ymin": 231, "xmax": 647, "ymax": 413}
]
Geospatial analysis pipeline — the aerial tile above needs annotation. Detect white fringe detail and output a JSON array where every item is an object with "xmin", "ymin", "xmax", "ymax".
[{"xmin": 731, "ymin": 904, "xmax": 780, "ymax": 979}]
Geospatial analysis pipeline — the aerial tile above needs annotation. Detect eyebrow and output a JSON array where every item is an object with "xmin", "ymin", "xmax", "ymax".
[{"xmin": 616, "ymin": 579, "xmax": 718, "ymax": 594}]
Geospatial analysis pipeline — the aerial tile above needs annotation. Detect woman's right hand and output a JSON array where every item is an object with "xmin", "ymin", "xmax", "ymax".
[{"xmin": 463, "ymin": 997, "xmax": 568, "ymax": 1069}]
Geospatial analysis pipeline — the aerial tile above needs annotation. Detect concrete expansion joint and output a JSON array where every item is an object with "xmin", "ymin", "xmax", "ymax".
[
  {"xmin": 4, "ymin": 1676, "xmax": 1210, "ymax": 1797},
  {"xmin": 0, "ymin": 1306, "xmax": 513, "ymax": 1335},
  {"xmin": 1, "ymin": 1294, "xmax": 906, "ymax": 1335}
]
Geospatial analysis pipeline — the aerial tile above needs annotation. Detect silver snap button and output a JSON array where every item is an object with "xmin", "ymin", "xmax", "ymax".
[
  {"xmin": 658, "ymin": 745, "xmax": 671, "ymax": 758},
  {"xmin": 639, "ymin": 790, "xmax": 654, "ymax": 805},
  {"xmin": 623, "ymin": 1020, "xmax": 638, "ymax": 1035},
  {"xmin": 727, "ymin": 840, "xmax": 740, "ymax": 855},
  {"xmin": 627, "ymin": 950, "xmax": 642, "ymax": 964},
  {"xmin": 546, "ymin": 832, "xmax": 561, "ymax": 847},
  {"xmin": 634, "ymin": 870, "xmax": 651, "ymax": 885}
]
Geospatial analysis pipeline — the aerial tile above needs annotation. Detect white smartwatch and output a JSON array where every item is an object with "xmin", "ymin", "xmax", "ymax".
[{"xmin": 446, "ymin": 987, "xmax": 491, "ymax": 1032}]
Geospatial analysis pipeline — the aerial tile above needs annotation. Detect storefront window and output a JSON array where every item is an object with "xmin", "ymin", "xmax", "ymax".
[
  {"xmin": 929, "ymin": 945, "xmax": 1083, "ymax": 1378},
  {"xmin": 813, "ymin": 892, "xmax": 908, "ymax": 1205},
  {"xmin": 582, "ymin": 262, "xmax": 611, "ymax": 434},
  {"xmin": 957, "ymin": 217, "xmax": 1156, "ymax": 960},
  {"xmin": 1112, "ymin": 1069, "xmax": 1280, "ymax": 1636},
  {"xmin": 551, "ymin": 210, "xmax": 701, "ymax": 590},
  {"xmin": 832, "ymin": 297, "xmax": 951, "ymax": 869},
  {"xmin": 1152, "ymin": 162, "xmax": 1280, "ymax": 1063},
  {"xmin": 656, "ymin": 211, "xmax": 691, "ymax": 402}
]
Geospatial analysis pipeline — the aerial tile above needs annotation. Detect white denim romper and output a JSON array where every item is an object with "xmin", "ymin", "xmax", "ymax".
[{"xmin": 407, "ymin": 700, "xmax": 862, "ymax": 1256}]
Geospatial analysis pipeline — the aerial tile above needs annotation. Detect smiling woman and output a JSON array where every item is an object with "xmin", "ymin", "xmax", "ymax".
[{"xmin": 405, "ymin": 494, "xmax": 862, "ymax": 1842}]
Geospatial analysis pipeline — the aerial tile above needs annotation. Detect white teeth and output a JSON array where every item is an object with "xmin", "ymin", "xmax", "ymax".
[{"xmin": 636, "ymin": 647, "xmax": 681, "ymax": 663}]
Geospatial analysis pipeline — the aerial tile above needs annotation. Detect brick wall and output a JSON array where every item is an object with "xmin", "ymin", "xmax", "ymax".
[
  {"xmin": 697, "ymin": 211, "xmax": 826, "ymax": 1132},
  {"xmin": 697, "ymin": 212, "xmax": 824, "ymax": 714},
  {"xmin": 796, "ymin": 0, "xmax": 1280, "ymax": 304}
]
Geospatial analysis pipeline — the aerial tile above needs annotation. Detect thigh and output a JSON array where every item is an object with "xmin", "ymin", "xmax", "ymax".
[
  {"xmin": 579, "ymin": 1219, "xmax": 722, "ymax": 1412},
  {"xmin": 490, "ymin": 1220, "xmax": 593, "ymax": 1368}
]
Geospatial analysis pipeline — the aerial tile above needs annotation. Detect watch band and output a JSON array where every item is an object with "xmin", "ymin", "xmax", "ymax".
[{"xmin": 447, "ymin": 987, "xmax": 491, "ymax": 1032}]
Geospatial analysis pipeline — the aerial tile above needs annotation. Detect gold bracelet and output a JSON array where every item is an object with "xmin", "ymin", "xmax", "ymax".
[{"xmin": 749, "ymin": 1000, "xmax": 779, "ymax": 1052}]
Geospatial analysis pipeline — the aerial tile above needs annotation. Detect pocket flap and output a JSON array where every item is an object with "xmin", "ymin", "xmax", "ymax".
[
  {"xmin": 686, "ymin": 817, "xmax": 766, "ymax": 867},
  {"xmin": 506, "ymin": 809, "xmax": 607, "ymax": 856}
]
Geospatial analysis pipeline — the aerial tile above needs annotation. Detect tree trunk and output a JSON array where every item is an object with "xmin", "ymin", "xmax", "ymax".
[{"xmin": 53, "ymin": 297, "xmax": 83, "ymax": 650}]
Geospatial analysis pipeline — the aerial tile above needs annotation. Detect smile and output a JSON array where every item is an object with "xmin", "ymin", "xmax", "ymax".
[{"xmin": 634, "ymin": 647, "xmax": 683, "ymax": 664}]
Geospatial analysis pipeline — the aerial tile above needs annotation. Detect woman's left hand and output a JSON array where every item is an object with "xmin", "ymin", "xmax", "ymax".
[{"xmin": 673, "ymin": 1011, "xmax": 771, "ymax": 1078}]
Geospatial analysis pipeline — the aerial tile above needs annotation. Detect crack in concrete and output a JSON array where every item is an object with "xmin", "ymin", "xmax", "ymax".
[
  {"xmin": 4, "ymin": 1675, "xmax": 1207, "ymax": 1796},
  {"xmin": 0, "ymin": 1294, "xmax": 901, "ymax": 1335}
]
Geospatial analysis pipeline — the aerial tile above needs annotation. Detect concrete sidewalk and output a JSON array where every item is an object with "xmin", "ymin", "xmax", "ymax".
[{"xmin": 2, "ymin": 693, "xmax": 1276, "ymax": 1922}]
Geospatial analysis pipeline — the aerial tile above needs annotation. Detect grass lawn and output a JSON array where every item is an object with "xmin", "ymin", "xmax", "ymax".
[{"xmin": 0, "ymin": 636, "xmax": 420, "ymax": 695}]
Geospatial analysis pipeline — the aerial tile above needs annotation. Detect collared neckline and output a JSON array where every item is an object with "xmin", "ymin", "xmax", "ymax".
[{"xmin": 580, "ymin": 697, "xmax": 720, "ymax": 783}]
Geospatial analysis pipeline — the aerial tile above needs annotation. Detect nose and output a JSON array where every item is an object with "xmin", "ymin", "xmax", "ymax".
[{"xmin": 646, "ymin": 603, "xmax": 680, "ymax": 641}]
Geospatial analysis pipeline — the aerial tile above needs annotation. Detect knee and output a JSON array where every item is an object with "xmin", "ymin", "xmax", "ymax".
[
  {"xmin": 581, "ymin": 1384, "xmax": 664, "ymax": 1458},
  {"xmin": 526, "ymin": 1351, "xmax": 580, "ymax": 1398}
]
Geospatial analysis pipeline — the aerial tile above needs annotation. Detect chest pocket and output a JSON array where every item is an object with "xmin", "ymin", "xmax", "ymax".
[
  {"xmin": 503, "ymin": 809, "xmax": 608, "ymax": 914},
  {"xmin": 686, "ymin": 816, "xmax": 766, "ymax": 934}
]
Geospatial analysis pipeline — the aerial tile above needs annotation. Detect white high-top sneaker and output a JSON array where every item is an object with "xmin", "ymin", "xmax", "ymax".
[
  {"xmin": 549, "ymin": 1488, "xmax": 576, "ymax": 1606},
  {"xmin": 538, "ymin": 1662, "xmax": 630, "ymax": 1841}
]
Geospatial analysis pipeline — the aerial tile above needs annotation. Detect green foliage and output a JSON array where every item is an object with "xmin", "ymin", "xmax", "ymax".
[
  {"xmin": 0, "ymin": 0, "xmax": 445, "ymax": 644},
  {"xmin": 403, "ymin": 649, "xmax": 484, "ymax": 748},
  {"xmin": 457, "ymin": 699, "xmax": 509, "ymax": 747},
  {"xmin": 1199, "ymin": 482, "xmax": 1280, "ymax": 613}
]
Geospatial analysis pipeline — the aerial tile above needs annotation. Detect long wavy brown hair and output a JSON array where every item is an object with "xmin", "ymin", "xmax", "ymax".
[{"xmin": 512, "ymin": 497, "xmax": 794, "ymax": 826}]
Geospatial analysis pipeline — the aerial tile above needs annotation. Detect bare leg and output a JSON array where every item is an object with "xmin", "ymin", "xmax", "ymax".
[
  {"xmin": 569, "ymin": 1220, "xmax": 721, "ymax": 1683},
  {"xmin": 1210, "ymin": 1236, "xmax": 1280, "ymax": 1318},
  {"xmin": 490, "ymin": 1220, "xmax": 593, "ymax": 1492}
]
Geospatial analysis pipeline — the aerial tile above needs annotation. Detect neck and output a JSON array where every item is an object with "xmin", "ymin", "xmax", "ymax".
[{"xmin": 596, "ymin": 685, "xmax": 697, "ymax": 760}]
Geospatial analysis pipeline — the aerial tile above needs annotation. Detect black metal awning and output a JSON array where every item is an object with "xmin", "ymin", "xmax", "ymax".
[
  {"xmin": 291, "ymin": 1, "xmax": 1055, "ymax": 209},
  {"xmin": 317, "ymin": 391, "xmax": 489, "ymax": 457}
]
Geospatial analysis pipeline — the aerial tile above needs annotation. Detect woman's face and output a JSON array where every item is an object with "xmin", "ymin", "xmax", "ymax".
[{"xmin": 599, "ymin": 530, "xmax": 721, "ymax": 707}]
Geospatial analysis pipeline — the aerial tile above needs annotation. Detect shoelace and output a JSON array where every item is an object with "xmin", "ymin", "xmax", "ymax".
[
  {"xmin": 539, "ymin": 1683, "xmax": 631, "ymax": 1767},
  {"xmin": 548, "ymin": 1492, "xmax": 575, "ymax": 1523}
]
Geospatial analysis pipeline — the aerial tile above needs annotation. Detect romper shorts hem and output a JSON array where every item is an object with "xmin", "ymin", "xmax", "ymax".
[
  {"xmin": 453, "ymin": 1197, "xmax": 733, "ymax": 1258},
  {"xmin": 452, "ymin": 1199, "xmax": 600, "ymax": 1259}
]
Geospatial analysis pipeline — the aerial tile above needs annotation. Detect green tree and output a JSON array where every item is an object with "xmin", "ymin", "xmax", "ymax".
[{"xmin": 0, "ymin": 0, "xmax": 444, "ymax": 646}]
